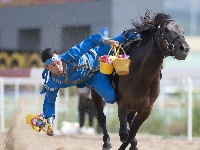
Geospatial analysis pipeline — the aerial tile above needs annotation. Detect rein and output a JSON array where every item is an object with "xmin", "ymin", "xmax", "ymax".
[{"xmin": 153, "ymin": 19, "xmax": 183, "ymax": 58}]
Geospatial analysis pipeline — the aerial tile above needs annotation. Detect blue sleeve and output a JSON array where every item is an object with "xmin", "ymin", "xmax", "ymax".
[
  {"xmin": 60, "ymin": 34, "xmax": 103, "ymax": 61},
  {"xmin": 43, "ymin": 89, "xmax": 59, "ymax": 118}
]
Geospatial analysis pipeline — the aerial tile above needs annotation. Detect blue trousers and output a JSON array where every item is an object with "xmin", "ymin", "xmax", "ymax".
[
  {"xmin": 88, "ymin": 32, "xmax": 140, "ymax": 104},
  {"xmin": 89, "ymin": 72, "xmax": 116, "ymax": 104}
]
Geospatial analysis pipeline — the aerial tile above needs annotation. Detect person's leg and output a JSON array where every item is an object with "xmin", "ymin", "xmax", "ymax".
[
  {"xmin": 89, "ymin": 72, "xmax": 116, "ymax": 104},
  {"xmin": 88, "ymin": 109, "xmax": 94, "ymax": 127},
  {"xmin": 79, "ymin": 108, "xmax": 85, "ymax": 128},
  {"xmin": 78, "ymin": 97, "xmax": 86, "ymax": 128},
  {"xmin": 121, "ymin": 29, "xmax": 140, "ymax": 41}
]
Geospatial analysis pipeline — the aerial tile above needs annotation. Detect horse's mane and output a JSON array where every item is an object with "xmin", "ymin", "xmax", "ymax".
[{"xmin": 131, "ymin": 10, "xmax": 172, "ymax": 44}]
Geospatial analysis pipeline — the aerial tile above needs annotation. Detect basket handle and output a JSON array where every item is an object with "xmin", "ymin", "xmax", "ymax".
[
  {"xmin": 105, "ymin": 47, "xmax": 118, "ymax": 63},
  {"xmin": 115, "ymin": 44, "xmax": 126, "ymax": 56},
  {"xmin": 99, "ymin": 46, "xmax": 116, "ymax": 63},
  {"xmin": 107, "ymin": 46, "xmax": 118, "ymax": 56}
]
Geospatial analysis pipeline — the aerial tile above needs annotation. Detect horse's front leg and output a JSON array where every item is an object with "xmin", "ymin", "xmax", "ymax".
[
  {"xmin": 127, "ymin": 111, "xmax": 138, "ymax": 150},
  {"xmin": 119, "ymin": 105, "xmax": 153, "ymax": 150},
  {"xmin": 91, "ymin": 89, "xmax": 112, "ymax": 150},
  {"xmin": 118, "ymin": 104, "xmax": 129, "ymax": 143}
]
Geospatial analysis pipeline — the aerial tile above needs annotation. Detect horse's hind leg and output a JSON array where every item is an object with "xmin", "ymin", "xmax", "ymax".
[{"xmin": 91, "ymin": 89, "xmax": 112, "ymax": 150}]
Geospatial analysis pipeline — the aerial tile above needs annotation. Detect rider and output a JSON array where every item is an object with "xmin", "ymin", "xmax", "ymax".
[{"xmin": 40, "ymin": 30, "xmax": 140, "ymax": 136}]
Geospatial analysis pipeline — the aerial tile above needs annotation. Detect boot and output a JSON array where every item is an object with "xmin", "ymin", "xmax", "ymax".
[
  {"xmin": 46, "ymin": 116, "xmax": 54, "ymax": 136},
  {"xmin": 121, "ymin": 29, "xmax": 141, "ymax": 54},
  {"xmin": 122, "ymin": 29, "xmax": 141, "ymax": 42}
]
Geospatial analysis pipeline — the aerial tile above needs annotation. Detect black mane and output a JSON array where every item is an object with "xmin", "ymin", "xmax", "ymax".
[
  {"xmin": 131, "ymin": 10, "xmax": 172, "ymax": 43},
  {"xmin": 132, "ymin": 10, "xmax": 172, "ymax": 30}
]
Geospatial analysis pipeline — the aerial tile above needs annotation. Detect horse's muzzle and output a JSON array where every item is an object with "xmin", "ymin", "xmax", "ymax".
[
  {"xmin": 175, "ymin": 43, "xmax": 190, "ymax": 60},
  {"xmin": 175, "ymin": 50, "xmax": 189, "ymax": 60},
  {"xmin": 179, "ymin": 44, "xmax": 190, "ymax": 53}
]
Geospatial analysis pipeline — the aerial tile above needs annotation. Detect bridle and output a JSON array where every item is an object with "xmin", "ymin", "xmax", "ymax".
[{"xmin": 153, "ymin": 19, "xmax": 184, "ymax": 58}]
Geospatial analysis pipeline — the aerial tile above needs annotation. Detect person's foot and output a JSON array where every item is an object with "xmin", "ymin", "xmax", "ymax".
[
  {"xmin": 47, "ymin": 126, "xmax": 54, "ymax": 136},
  {"xmin": 79, "ymin": 126, "xmax": 87, "ymax": 134},
  {"xmin": 85, "ymin": 127, "xmax": 95, "ymax": 135},
  {"xmin": 122, "ymin": 29, "xmax": 141, "ymax": 41}
]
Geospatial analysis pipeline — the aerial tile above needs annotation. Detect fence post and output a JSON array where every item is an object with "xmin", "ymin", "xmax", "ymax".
[
  {"xmin": 14, "ymin": 80, "xmax": 20, "ymax": 106},
  {"xmin": 187, "ymin": 77, "xmax": 193, "ymax": 141},
  {"xmin": 0, "ymin": 78, "xmax": 5, "ymax": 132},
  {"xmin": 54, "ymin": 90, "xmax": 59, "ymax": 134},
  {"xmin": 65, "ymin": 88, "xmax": 69, "ymax": 111}
]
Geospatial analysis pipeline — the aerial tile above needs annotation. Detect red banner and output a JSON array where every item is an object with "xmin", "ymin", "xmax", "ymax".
[{"xmin": 0, "ymin": 0, "xmax": 93, "ymax": 7}]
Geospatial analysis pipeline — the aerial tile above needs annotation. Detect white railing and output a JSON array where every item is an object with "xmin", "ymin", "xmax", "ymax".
[
  {"xmin": 161, "ymin": 67, "xmax": 200, "ymax": 141},
  {"xmin": 0, "ymin": 78, "xmax": 5, "ymax": 131},
  {"xmin": 0, "ymin": 77, "xmax": 69, "ymax": 133},
  {"xmin": 159, "ymin": 77, "xmax": 195, "ymax": 141},
  {"xmin": 0, "ymin": 68, "xmax": 200, "ymax": 140}
]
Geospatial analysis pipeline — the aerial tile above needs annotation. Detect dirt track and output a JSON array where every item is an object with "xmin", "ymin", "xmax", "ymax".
[
  {"xmin": 1, "ymin": 130, "xmax": 200, "ymax": 150},
  {"xmin": 1, "ymin": 99, "xmax": 200, "ymax": 150}
]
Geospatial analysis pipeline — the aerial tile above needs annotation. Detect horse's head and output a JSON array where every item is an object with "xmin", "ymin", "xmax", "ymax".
[
  {"xmin": 132, "ymin": 11, "xmax": 190, "ymax": 60},
  {"xmin": 153, "ymin": 13, "xmax": 190, "ymax": 60}
]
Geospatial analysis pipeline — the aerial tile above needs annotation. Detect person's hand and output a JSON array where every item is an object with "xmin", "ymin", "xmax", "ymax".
[{"xmin": 109, "ymin": 40, "xmax": 119, "ymax": 48}]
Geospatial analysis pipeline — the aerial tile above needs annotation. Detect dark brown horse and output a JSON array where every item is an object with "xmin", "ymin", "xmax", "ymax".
[{"xmin": 91, "ymin": 11, "xmax": 190, "ymax": 150}]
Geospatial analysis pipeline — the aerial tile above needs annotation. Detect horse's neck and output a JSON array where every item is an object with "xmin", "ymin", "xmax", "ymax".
[
  {"xmin": 135, "ymin": 39, "xmax": 164, "ymax": 78},
  {"xmin": 146, "ymin": 40, "xmax": 163, "ymax": 65}
]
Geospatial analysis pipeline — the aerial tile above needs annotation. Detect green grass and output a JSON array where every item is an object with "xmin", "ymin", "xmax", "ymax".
[{"xmin": 3, "ymin": 88, "xmax": 200, "ymax": 138}]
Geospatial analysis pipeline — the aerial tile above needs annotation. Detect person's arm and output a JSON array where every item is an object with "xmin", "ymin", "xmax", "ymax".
[
  {"xmin": 43, "ymin": 89, "xmax": 58, "ymax": 119},
  {"xmin": 61, "ymin": 34, "xmax": 102, "ymax": 61},
  {"xmin": 60, "ymin": 34, "xmax": 119, "ymax": 61},
  {"xmin": 43, "ymin": 89, "xmax": 59, "ymax": 135}
]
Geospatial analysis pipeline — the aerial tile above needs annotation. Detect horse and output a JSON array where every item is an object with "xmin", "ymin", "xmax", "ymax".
[{"xmin": 91, "ymin": 10, "xmax": 190, "ymax": 150}]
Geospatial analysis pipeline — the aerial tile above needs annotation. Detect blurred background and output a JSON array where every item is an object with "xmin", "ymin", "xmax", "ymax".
[{"xmin": 0, "ymin": 0, "xmax": 200, "ymax": 141}]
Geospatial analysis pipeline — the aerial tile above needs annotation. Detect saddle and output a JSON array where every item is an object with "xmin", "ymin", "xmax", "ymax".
[{"xmin": 108, "ymin": 38, "xmax": 141, "ymax": 93}]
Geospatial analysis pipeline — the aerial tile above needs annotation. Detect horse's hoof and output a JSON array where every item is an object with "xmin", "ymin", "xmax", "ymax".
[
  {"xmin": 130, "ymin": 137, "xmax": 138, "ymax": 150},
  {"xmin": 120, "ymin": 134, "xmax": 128, "ymax": 143},
  {"xmin": 129, "ymin": 146, "xmax": 138, "ymax": 150},
  {"xmin": 102, "ymin": 143, "xmax": 112, "ymax": 150}
]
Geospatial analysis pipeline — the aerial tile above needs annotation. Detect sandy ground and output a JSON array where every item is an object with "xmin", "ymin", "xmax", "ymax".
[
  {"xmin": 1, "ymin": 130, "xmax": 200, "ymax": 150},
  {"xmin": 1, "ymin": 100, "xmax": 200, "ymax": 150}
]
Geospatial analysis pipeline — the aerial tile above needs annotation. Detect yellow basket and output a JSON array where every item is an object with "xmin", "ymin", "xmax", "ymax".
[
  {"xmin": 99, "ymin": 47, "xmax": 116, "ymax": 75},
  {"xmin": 100, "ymin": 61, "xmax": 114, "ymax": 75},
  {"xmin": 112, "ymin": 58, "xmax": 131, "ymax": 75},
  {"xmin": 112, "ymin": 44, "xmax": 131, "ymax": 75}
]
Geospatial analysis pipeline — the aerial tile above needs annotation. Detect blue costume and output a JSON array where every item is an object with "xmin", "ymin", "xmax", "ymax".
[{"xmin": 40, "ymin": 31, "xmax": 140, "ymax": 118}]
